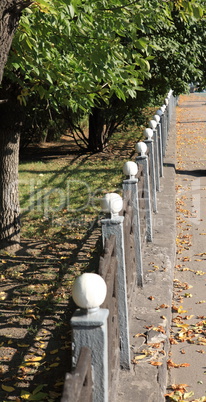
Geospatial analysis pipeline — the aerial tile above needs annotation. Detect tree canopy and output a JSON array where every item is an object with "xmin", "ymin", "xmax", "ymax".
[{"xmin": 2, "ymin": 0, "xmax": 206, "ymax": 150}]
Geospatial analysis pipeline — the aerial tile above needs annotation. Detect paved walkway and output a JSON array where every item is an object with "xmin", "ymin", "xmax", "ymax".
[
  {"xmin": 116, "ymin": 93, "xmax": 206, "ymax": 402},
  {"xmin": 167, "ymin": 94, "xmax": 206, "ymax": 401}
]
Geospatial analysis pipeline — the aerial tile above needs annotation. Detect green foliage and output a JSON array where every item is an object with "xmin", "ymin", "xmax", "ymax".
[{"xmin": 2, "ymin": 0, "xmax": 206, "ymax": 148}]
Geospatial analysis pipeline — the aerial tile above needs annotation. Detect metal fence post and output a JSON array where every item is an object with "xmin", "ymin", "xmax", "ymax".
[
  {"xmin": 153, "ymin": 113, "xmax": 163, "ymax": 177},
  {"xmin": 71, "ymin": 273, "xmax": 109, "ymax": 402},
  {"xmin": 144, "ymin": 128, "xmax": 157, "ymax": 213},
  {"xmin": 135, "ymin": 142, "xmax": 153, "ymax": 242},
  {"xmin": 149, "ymin": 119, "xmax": 160, "ymax": 192},
  {"xmin": 160, "ymin": 105, "xmax": 167, "ymax": 157},
  {"xmin": 101, "ymin": 193, "xmax": 130, "ymax": 370},
  {"xmin": 122, "ymin": 161, "xmax": 143, "ymax": 287}
]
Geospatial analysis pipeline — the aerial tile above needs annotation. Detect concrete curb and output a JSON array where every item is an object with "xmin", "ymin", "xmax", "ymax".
[{"xmin": 116, "ymin": 112, "xmax": 177, "ymax": 402}]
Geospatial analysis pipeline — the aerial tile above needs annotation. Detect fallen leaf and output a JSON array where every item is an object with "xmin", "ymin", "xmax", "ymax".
[
  {"xmin": 150, "ymin": 361, "xmax": 163, "ymax": 366},
  {"xmin": 148, "ymin": 342, "xmax": 162, "ymax": 348},
  {"xmin": 134, "ymin": 333, "xmax": 146, "ymax": 339},
  {"xmin": 156, "ymin": 304, "xmax": 169, "ymax": 309},
  {"xmin": 17, "ymin": 343, "xmax": 30, "ymax": 348},
  {"xmin": 197, "ymin": 337, "xmax": 206, "ymax": 345},
  {"xmin": 184, "ymin": 315, "xmax": 194, "ymax": 320},
  {"xmin": 2, "ymin": 384, "xmax": 15, "ymax": 392},
  {"xmin": 25, "ymin": 356, "xmax": 44, "ymax": 362},
  {"xmin": 49, "ymin": 362, "xmax": 59, "ymax": 368},
  {"xmin": 50, "ymin": 349, "xmax": 59, "ymax": 355},
  {"xmin": 134, "ymin": 354, "xmax": 147, "ymax": 361},
  {"xmin": 172, "ymin": 305, "xmax": 187, "ymax": 314},
  {"xmin": 167, "ymin": 359, "xmax": 190, "ymax": 368},
  {"xmin": 171, "ymin": 383, "xmax": 189, "ymax": 390},
  {"xmin": 0, "ymin": 291, "xmax": 7, "ymax": 300},
  {"xmin": 170, "ymin": 337, "xmax": 179, "ymax": 345}
]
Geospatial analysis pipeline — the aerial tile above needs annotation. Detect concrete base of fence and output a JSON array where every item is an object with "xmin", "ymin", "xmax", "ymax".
[
  {"xmin": 71, "ymin": 308, "xmax": 109, "ymax": 402},
  {"xmin": 116, "ymin": 110, "xmax": 176, "ymax": 402}
]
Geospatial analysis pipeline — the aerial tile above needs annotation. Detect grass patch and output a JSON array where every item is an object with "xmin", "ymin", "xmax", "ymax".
[{"xmin": 19, "ymin": 126, "xmax": 146, "ymax": 242}]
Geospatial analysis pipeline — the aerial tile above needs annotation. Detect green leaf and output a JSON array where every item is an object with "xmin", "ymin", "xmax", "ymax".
[{"xmin": 29, "ymin": 392, "xmax": 48, "ymax": 401}]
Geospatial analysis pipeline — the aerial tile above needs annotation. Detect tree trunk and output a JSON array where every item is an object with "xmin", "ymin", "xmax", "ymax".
[
  {"xmin": 88, "ymin": 108, "xmax": 106, "ymax": 152},
  {"xmin": 0, "ymin": 0, "xmax": 31, "ymax": 85},
  {"xmin": 0, "ymin": 1, "xmax": 31, "ymax": 251},
  {"xmin": 0, "ymin": 86, "xmax": 23, "ymax": 252},
  {"xmin": 0, "ymin": 130, "xmax": 20, "ymax": 251}
]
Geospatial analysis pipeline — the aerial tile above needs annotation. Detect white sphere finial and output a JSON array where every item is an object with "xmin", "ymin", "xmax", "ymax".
[
  {"xmin": 156, "ymin": 109, "xmax": 163, "ymax": 117},
  {"xmin": 100, "ymin": 193, "xmax": 123, "ymax": 217},
  {"xmin": 168, "ymin": 89, "xmax": 173, "ymax": 98},
  {"xmin": 135, "ymin": 141, "xmax": 147, "ymax": 156},
  {"xmin": 123, "ymin": 161, "xmax": 138, "ymax": 178},
  {"xmin": 144, "ymin": 127, "xmax": 153, "ymax": 140},
  {"xmin": 153, "ymin": 114, "xmax": 160, "ymax": 123},
  {"xmin": 149, "ymin": 119, "xmax": 157, "ymax": 130},
  {"xmin": 72, "ymin": 273, "xmax": 107, "ymax": 312},
  {"xmin": 161, "ymin": 105, "xmax": 166, "ymax": 113}
]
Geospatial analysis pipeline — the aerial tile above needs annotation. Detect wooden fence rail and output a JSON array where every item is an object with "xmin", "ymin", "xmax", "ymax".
[
  {"xmin": 99, "ymin": 235, "xmax": 120, "ymax": 401},
  {"xmin": 61, "ymin": 90, "xmax": 177, "ymax": 402},
  {"xmin": 61, "ymin": 347, "xmax": 93, "ymax": 402}
]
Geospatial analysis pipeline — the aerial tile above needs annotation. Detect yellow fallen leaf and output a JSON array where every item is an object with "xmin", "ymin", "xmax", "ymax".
[
  {"xmin": 134, "ymin": 354, "xmax": 147, "ymax": 360},
  {"xmin": 2, "ymin": 384, "xmax": 15, "ymax": 392},
  {"xmin": 50, "ymin": 349, "xmax": 58, "ymax": 355},
  {"xmin": 184, "ymin": 315, "xmax": 194, "ymax": 320},
  {"xmin": 172, "ymin": 305, "xmax": 187, "ymax": 314},
  {"xmin": 39, "ymin": 343, "xmax": 46, "ymax": 349},
  {"xmin": 54, "ymin": 381, "xmax": 64, "ymax": 388},
  {"xmin": 150, "ymin": 361, "xmax": 163, "ymax": 366},
  {"xmin": 197, "ymin": 337, "xmax": 206, "ymax": 345},
  {"xmin": 21, "ymin": 390, "xmax": 31, "ymax": 399},
  {"xmin": 0, "ymin": 291, "xmax": 6, "ymax": 300},
  {"xmin": 17, "ymin": 343, "xmax": 30, "ymax": 348},
  {"xmin": 176, "ymin": 323, "xmax": 189, "ymax": 330},
  {"xmin": 49, "ymin": 362, "xmax": 59, "ymax": 368},
  {"xmin": 25, "ymin": 356, "xmax": 43, "ymax": 362},
  {"xmin": 184, "ymin": 391, "xmax": 195, "ymax": 398}
]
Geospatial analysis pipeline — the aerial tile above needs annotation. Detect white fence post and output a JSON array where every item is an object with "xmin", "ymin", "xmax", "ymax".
[
  {"xmin": 122, "ymin": 161, "xmax": 143, "ymax": 287},
  {"xmin": 101, "ymin": 193, "xmax": 131, "ymax": 370},
  {"xmin": 135, "ymin": 142, "xmax": 153, "ymax": 242},
  {"xmin": 71, "ymin": 273, "xmax": 109, "ymax": 402}
]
